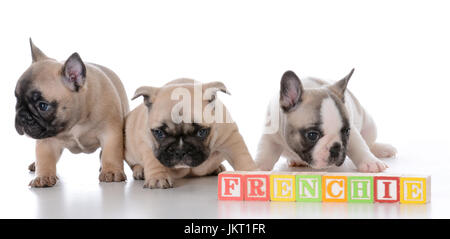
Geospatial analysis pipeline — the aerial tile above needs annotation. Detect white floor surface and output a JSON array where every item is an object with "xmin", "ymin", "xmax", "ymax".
[{"xmin": 1, "ymin": 139, "xmax": 448, "ymax": 219}]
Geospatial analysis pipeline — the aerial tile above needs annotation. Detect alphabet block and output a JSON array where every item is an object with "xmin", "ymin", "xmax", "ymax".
[
  {"xmin": 218, "ymin": 171, "xmax": 431, "ymax": 203},
  {"xmin": 218, "ymin": 171, "xmax": 244, "ymax": 200},
  {"xmin": 347, "ymin": 175, "xmax": 374, "ymax": 203},
  {"xmin": 322, "ymin": 174, "xmax": 347, "ymax": 202},
  {"xmin": 244, "ymin": 172, "xmax": 270, "ymax": 201},
  {"xmin": 400, "ymin": 175, "xmax": 431, "ymax": 204},
  {"xmin": 270, "ymin": 173, "xmax": 296, "ymax": 201},
  {"xmin": 295, "ymin": 173, "xmax": 325, "ymax": 202},
  {"xmin": 374, "ymin": 176, "xmax": 400, "ymax": 203}
]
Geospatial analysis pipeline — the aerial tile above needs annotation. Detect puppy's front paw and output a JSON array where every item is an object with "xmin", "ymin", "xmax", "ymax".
[
  {"xmin": 144, "ymin": 172, "xmax": 173, "ymax": 189},
  {"xmin": 370, "ymin": 143, "xmax": 397, "ymax": 159},
  {"xmin": 288, "ymin": 160, "xmax": 308, "ymax": 167},
  {"xmin": 28, "ymin": 162, "xmax": 36, "ymax": 172},
  {"xmin": 132, "ymin": 165, "xmax": 145, "ymax": 180},
  {"xmin": 29, "ymin": 175, "xmax": 58, "ymax": 187},
  {"xmin": 99, "ymin": 168, "xmax": 127, "ymax": 182},
  {"xmin": 209, "ymin": 164, "xmax": 226, "ymax": 176},
  {"xmin": 356, "ymin": 158, "xmax": 388, "ymax": 173}
]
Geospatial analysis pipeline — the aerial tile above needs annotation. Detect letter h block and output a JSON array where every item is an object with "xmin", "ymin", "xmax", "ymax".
[
  {"xmin": 347, "ymin": 175, "xmax": 374, "ymax": 203},
  {"xmin": 218, "ymin": 171, "xmax": 244, "ymax": 200}
]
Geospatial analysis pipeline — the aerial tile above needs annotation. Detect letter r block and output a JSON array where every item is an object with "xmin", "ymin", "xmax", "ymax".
[
  {"xmin": 374, "ymin": 176, "xmax": 400, "ymax": 203},
  {"xmin": 244, "ymin": 173, "xmax": 270, "ymax": 201},
  {"xmin": 400, "ymin": 175, "xmax": 431, "ymax": 204},
  {"xmin": 218, "ymin": 172, "xmax": 244, "ymax": 200}
]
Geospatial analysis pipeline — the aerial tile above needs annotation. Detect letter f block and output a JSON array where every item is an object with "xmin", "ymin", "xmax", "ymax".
[{"xmin": 218, "ymin": 172, "xmax": 244, "ymax": 200}]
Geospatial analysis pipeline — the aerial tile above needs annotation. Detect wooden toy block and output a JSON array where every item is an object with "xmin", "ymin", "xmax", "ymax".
[
  {"xmin": 218, "ymin": 171, "xmax": 245, "ymax": 200},
  {"xmin": 244, "ymin": 172, "xmax": 270, "ymax": 201},
  {"xmin": 270, "ymin": 173, "xmax": 296, "ymax": 202},
  {"xmin": 217, "ymin": 171, "xmax": 432, "ymax": 204},
  {"xmin": 322, "ymin": 174, "xmax": 348, "ymax": 202},
  {"xmin": 374, "ymin": 175, "xmax": 400, "ymax": 203},
  {"xmin": 347, "ymin": 175, "xmax": 374, "ymax": 203},
  {"xmin": 400, "ymin": 175, "xmax": 431, "ymax": 204},
  {"xmin": 295, "ymin": 172, "xmax": 325, "ymax": 202}
]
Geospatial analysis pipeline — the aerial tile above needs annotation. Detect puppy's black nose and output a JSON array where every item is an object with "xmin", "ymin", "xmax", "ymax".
[
  {"xmin": 173, "ymin": 149, "xmax": 186, "ymax": 158},
  {"xmin": 330, "ymin": 143, "xmax": 341, "ymax": 158}
]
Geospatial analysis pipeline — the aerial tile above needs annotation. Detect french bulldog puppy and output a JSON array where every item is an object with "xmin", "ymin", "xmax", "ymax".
[
  {"xmin": 255, "ymin": 69, "xmax": 397, "ymax": 172},
  {"xmin": 15, "ymin": 39, "xmax": 129, "ymax": 187},
  {"xmin": 125, "ymin": 78, "xmax": 257, "ymax": 188}
]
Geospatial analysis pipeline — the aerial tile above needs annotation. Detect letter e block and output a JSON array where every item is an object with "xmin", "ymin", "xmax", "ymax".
[
  {"xmin": 244, "ymin": 173, "xmax": 270, "ymax": 201},
  {"xmin": 400, "ymin": 175, "xmax": 431, "ymax": 204},
  {"xmin": 218, "ymin": 172, "xmax": 244, "ymax": 200},
  {"xmin": 374, "ymin": 176, "xmax": 400, "ymax": 203},
  {"xmin": 270, "ymin": 174, "xmax": 296, "ymax": 201}
]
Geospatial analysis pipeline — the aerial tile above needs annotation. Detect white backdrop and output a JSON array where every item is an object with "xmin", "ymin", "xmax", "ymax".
[{"xmin": 0, "ymin": 0, "xmax": 449, "ymax": 218}]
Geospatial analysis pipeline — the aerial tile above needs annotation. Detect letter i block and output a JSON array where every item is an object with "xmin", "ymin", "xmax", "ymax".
[
  {"xmin": 347, "ymin": 175, "xmax": 374, "ymax": 203},
  {"xmin": 374, "ymin": 176, "xmax": 400, "ymax": 203},
  {"xmin": 400, "ymin": 175, "xmax": 431, "ymax": 204},
  {"xmin": 244, "ymin": 172, "xmax": 270, "ymax": 201},
  {"xmin": 296, "ymin": 173, "xmax": 323, "ymax": 202},
  {"xmin": 270, "ymin": 174, "xmax": 296, "ymax": 201},
  {"xmin": 322, "ymin": 174, "xmax": 347, "ymax": 202},
  {"xmin": 218, "ymin": 171, "xmax": 244, "ymax": 200}
]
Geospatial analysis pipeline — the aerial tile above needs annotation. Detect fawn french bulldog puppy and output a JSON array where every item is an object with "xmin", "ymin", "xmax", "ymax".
[
  {"xmin": 256, "ymin": 69, "xmax": 396, "ymax": 172},
  {"xmin": 15, "ymin": 39, "xmax": 129, "ymax": 187},
  {"xmin": 125, "ymin": 78, "xmax": 257, "ymax": 188}
]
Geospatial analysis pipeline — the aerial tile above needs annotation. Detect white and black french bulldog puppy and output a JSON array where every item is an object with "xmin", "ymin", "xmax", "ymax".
[
  {"xmin": 15, "ymin": 39, "xmax": 129, "ymax": 187},
  {"xmin": 255, "ymin": 69, "xmax": 397, "ymax": 172}
]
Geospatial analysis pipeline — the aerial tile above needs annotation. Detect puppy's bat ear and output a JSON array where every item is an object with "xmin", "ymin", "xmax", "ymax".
[
  {"xmin": 329, "ymin": 68, "xmax": 354, "ymax": 102},
  {"xmin": 132, "ymin": 86, "xmax": 160, "ymax": 108},
  {"xmin": 61, "ymin": 52, "xmax": 86, "ymax": 92},
  {"xmin": 202, "ymin": 81, "xmax": 230, "ymax": 102},
  {"xmin": 280, "ymin": 70, "xmax": 303, "ymax": 112},
  {"xmin": 29, "ymin": 38, "xmax": 50, "ymax": 63}
]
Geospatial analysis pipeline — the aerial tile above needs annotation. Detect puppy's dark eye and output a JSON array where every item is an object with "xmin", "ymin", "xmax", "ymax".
[
  {"xmin": 38, "ymin": 102, "xmax": 50, "ymax": 112},
  {"xmin": 341, "ymin": 127, "xmax": 350, "ymax": 137},
  {"xmin": 151, "ymin": 129, "xmax": 166, "ymax": 139},
  {"xmin": 196, "ymin": 128, "xmax": 210, "ymax": 138},
  {"xmin": 305, "ymin": 130, "xmax": 321, "ymax": 142}
]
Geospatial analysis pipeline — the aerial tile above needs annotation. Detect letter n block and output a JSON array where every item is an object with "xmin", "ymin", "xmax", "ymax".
[
  {"xmin": 270, "ymin": 174, "xmax": 296, "ymax": 201},
  {"xmin": 374, "ymin": 176, "xmax": 400, "ymax": 203},
  {"xmin": 347, "ymin": 175, "xmax": 374, "ymax": 203},
  {"xmin": 322, "ymin": 174, "xmax": 347, "ymax": 202},
  {"xmin": 400, "ymin": 175, "xmax": 431, "ymax": 204},
  {"xmin": 244, "ymin": 172, "xmax": 270, "ymax": 201},
  {"xmin": 296, "ymin": 173, "xmax": 323, "ymax": 202},
  {"xmin": 218, "ymin": 171, "xmax": 244, "ymax": 200}
]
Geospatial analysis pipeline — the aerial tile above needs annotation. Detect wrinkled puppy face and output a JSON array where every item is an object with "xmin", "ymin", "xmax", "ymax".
[
  {"xmin": 149, "ymin": 122, "xmax": 211, "ymax": 168},
  {"xmin": 15, "ymin": 40, "xmax": 87, "ymax": 139},
  {"xmin": 132, "ymin": 79, "xmax": 230, "ymax": 168},
  {"xmin": 15, "ymin": 71, "xmax": 65, "ymax": 139},
  {"xmin": 280, "ymin": 70, "xmax": 354, "ymax": 169}
]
